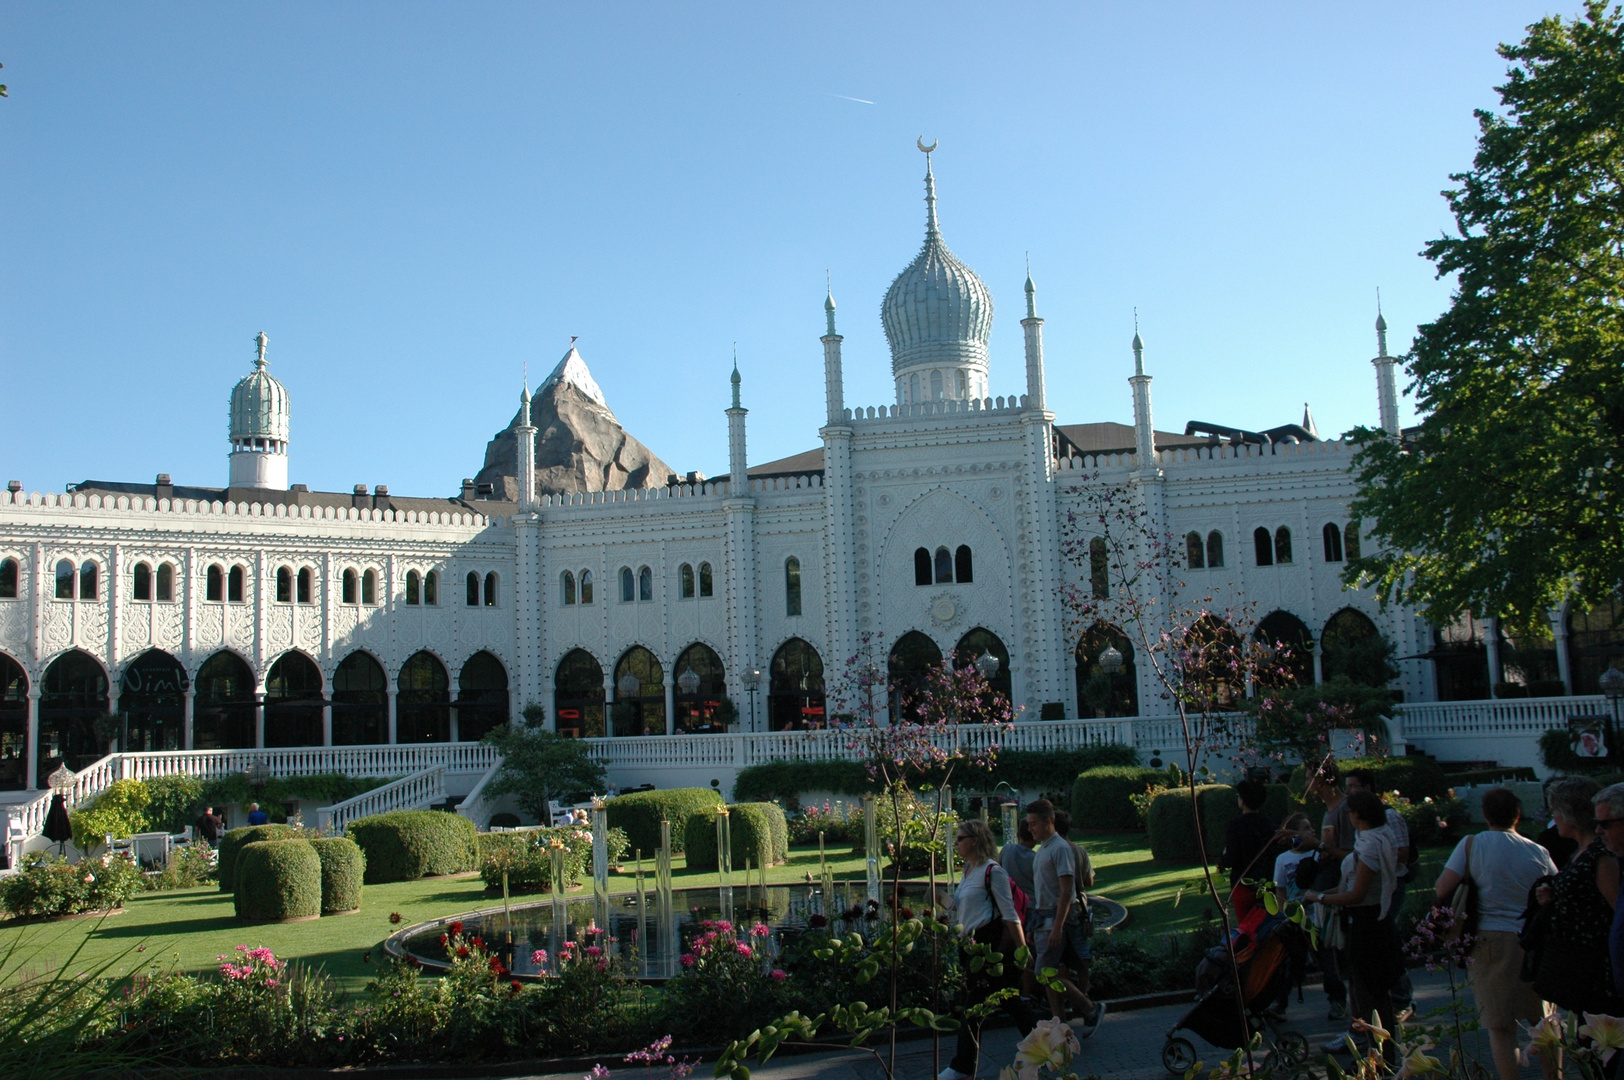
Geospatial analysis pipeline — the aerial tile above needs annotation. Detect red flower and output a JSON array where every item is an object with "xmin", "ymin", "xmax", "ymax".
[
  {"xmin": 510, "ymin": 979, "xmax": 522, "ymax": 993},
  {"xmin": 471, "ymin": 936, "xmax": 484, "ymax": 948},
  {"xmin": 456, "ymin": 946, "xmax": 471, "ymax": 959},
  {"xmin": 448, "ymin": 921, "xmax": 464, "ymax": 937},
  {"xmin": 407, "ymin": 956, "xmax": 421, "ymax": 968},
  {"xmin": 388, "ymin": 912, "xmax": 402, "ymax": 925}
]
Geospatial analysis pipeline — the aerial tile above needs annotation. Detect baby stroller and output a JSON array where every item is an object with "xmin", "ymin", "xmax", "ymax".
[{"xmin": 1161, "ymin": 911, "xmax": 1311, "ymax": 1076}]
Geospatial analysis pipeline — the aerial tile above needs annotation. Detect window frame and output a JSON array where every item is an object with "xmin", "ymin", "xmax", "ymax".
[
  {"xmin": 227, "ymin": 565, "xmax": 246, "ymax": 603},
  {"xmin": 133, "ymin": 562, "xmax": 153, "ymax": 602},
  {"xmin": 467, "ymin": 571, "xmax": 481, "ymax": 607},
  {"xmin": 276, "ymin": 566, "xmax": 293, "ymax": 604},
  {"xmin": 620, "ymin": 567, "xmax": 635, "ymax": 603},
  {"xmin": 79, "ymin": 560, "xmax": 98, "ymax": 601},
  {"xmin": 483, "ymin": 572, "xmax": 497, "ymax": 607},
  {"xmin": 580, "ymin": 569, "xmax": 595, "ymax": 605},
  {"xmin": 207, "ymin": 564, "xmax": 225, "ymax": 603},
  {"xmin": 424, "ymin": 569, "xmax": 439, "ymax": 606},
  {"xmin": 342, "ymin": 568, "xmax": 358, "ymax": 605},
  {"xmin": 55, "ymin": 559, "xmax": 75, "ymax": 600},
  {"xmin": 1322, "ymin": 522, "xmax": 1344, "ymax": 563},
  {"xmin": 157, "ymin": 562, "xmax": 175, "ymax": 602},
  {"xmin": 405, "ymin": 569, "xmax": 421, "ymax": 606},
  {"xmin": 0, "ymin": 557, "xmax": 18, "ymax": 600},
  {"xmin": 679, "ymin": 563, "xmax": 695, "ymax": 599},
  {"xmin": 296, "ymin": 567, "xmax": 312, "ymax": 604},
  {"xmin": 785, "ymin": 556, "xmax": 802, "ymax": 617},
  {"xmin": 697, "ymin": 562, "xmax": 713, "ymax": 598},
  {"xmin": 561, "ymin": 570, "xmax": 576, "ymax": 606},
  {"xmin": 361, "ymin": 568, "xmax": 378, "ymax": 606}
]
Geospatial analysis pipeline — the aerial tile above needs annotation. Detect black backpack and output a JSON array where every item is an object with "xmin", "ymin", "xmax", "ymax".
[{"xmin": 1293, "ymin": 853, "xmax": 1322, "ymax": 891}]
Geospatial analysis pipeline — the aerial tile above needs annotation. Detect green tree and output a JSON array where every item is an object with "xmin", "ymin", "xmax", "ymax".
[
  {"xmin": 1347, "ymin": 3, "xmax": 1624, "ymax": 637},
  {"xmin": 479, "ymin": 704, "xmax": 606, "ymax": 824}
]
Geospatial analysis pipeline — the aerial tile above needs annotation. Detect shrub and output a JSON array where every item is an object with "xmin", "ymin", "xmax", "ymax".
[
  {"xmin": 947, "ymin": 744, "xmax": 1142, "ymax": 804},
  {"xmin": 148, "ymin": 840, "xmax": 218, "ymax": 890},
  {"xmin": 1, "ymin": 851, "xmax": 145, "ymax": 918},
  {"xmin": 683, "ymin": 803, "xmax": 789, "ymax": 871},
  {"xmin": 143, "ymin": 774, "xmax": 204, "ymax": 834},
  {"xmin": 787, "ymin": 799, "xmax": 863, "ymax": 845},
  {"xmin": 1146, "ymin": 784, "xmax": 1238, "ymax": 863},
  {"xmin": 474, "ymin": 824, "xmax": 633, "ymax": 892},
  {"xmin": 217, "ymin": 824, "xmax": 304, "ymax": 893},
  {"xmin": 1390, "ymin": 793, "xmax": 1472, "ymax": 847},
  {"xmin": 605, "ymin": 788, "xmax": 722, "ymax": 856},
  {"xmin": 1070, "ymin": 766, "xmax": 1168, "ymax": 830},
  {"xmin": 1287, "ymin": 756, "xmax": 1449, "ymax": 802},
  {"xmin": 309, "ymin": 836, "xmax": 365, "ymax": 913},
  {"xmin": 732, "ymin": 760, "xmax": 873, "ymax": 805},
  {"xmin": 347, "ymin": 810, "xmax": 476, "ymax": 883},
  {"xmin": 234, "ymin": 840, "xmax": 321, "ymax": 921},
  {"xmin": 660, "ymin": 919, "xmax": 789, "ymax": 1046},
  {"xmin": 69, "ymin": 778, "xmax": 151, "ymax": 853}
]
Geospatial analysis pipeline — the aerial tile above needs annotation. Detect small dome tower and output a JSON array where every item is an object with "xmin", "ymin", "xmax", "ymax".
[
  {"xmin": 881, "ymin": 144, "xmax": 993, "ymax": 406},
  {"xmin": 228, "ymin": 331, "xmax": 290, "ymax": 490}
]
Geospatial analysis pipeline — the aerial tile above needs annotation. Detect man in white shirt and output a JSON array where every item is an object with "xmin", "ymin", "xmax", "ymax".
[{"xmin": 1025, "ymin": 799, "xmax": 1104, "ymax": 1037}]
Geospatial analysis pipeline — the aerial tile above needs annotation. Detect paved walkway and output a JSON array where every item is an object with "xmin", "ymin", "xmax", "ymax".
[{"xmin": 506, "ymin": 968, "xmax": 1547, "ymax": 1080}]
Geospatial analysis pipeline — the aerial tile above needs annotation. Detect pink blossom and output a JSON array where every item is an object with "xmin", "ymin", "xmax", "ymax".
[
  {"xmin": 680, "ymin": 953, "xmax": 696, "ymax": 968},
  {"xmin": 770, "ymin": 968, "xmax": 788, "ymax": 982},
  {"xmin": 531, "ymin": 949, "xmax": 549, "ymax": 966},
  {"xmin": 735, "ymin": 943, "xmax": 752, "ymax": 957},
  {"xmin": 749, "ymin": 922, "xmax": 770, "ymax": 938},
  {"xmin": 585, "ymin": 946, "xmax": 602, "ymax": 958}
]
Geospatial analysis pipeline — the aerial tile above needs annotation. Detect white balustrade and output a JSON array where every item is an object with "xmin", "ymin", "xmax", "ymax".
[
  {"xmin": 1391, "ymin": 695, "xmax": 1608, "ymax": 739},
  {"xmin": 454, "ymin": 758, "xmax": 503, "ymax": 828},
  {"xmin": 316, "ymin": 765, "xmax": 447, "ymax": 835}
]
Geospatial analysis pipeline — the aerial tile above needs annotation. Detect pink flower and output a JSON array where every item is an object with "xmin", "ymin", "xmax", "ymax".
[
  {"xmin": 749, "ymin": 922, "xmax": 770, "ymax": 938},
  {"xmin": 770, "ymin": 968, "xmax": 788, "ymax": 982},
  {"xmin": 585, "ymin": 946, "xmax": 603, "ymax": 958},
  {"xmin": 736, "ymin": 943, "xmax": 752, "ymax": 957},
  {"xmin": 680, "ymin": 953, "xmax": 696, "ymax": 968},
  {"xmin": 531, "ymin": 949, "xmax": 549, "ymax": 966}
]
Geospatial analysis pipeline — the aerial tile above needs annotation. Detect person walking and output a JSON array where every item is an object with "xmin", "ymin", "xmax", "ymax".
[
  {"xmin": 1025, "ymin": 799, "xmax": 1104, "ymax": 1035},
  {"xmin": 998, "ymin": 815, "xmax": 1037, "ymax": 899},
  {"xmin": 1303, "ymin": 790, "xmax": 1404, "ymax": 1059},
  {"xmin": 1532, "ymin": 777, "xmax": 1623, "ymax": 1016},
  {"xmin": 1306, "ymin": 761, "xmax": 1350, "ymax": 1021},
  {"xmin": 1433, "ymin": 787, "xmax": 1558, "ymax": 1080},
  {"xmin": 937, "ymin": 819, "xmax": 1035, "ymax": 1080},
  {"xmin": 195, "ymin": 805, "xmax": 223, "ymax": 848},
  {"xmin": 1217, "ymin": 779, "xmax": 1282, "ymax": 918},
  {"xmin": 1345, "ymin": 769, "xmax": 1415, "ymax": 1012}
]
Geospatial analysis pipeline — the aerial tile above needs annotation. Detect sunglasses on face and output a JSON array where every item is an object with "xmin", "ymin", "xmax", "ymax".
[{"xmin": 1597, "ymin": 819, "xmax": 1624, "ymax": 830}]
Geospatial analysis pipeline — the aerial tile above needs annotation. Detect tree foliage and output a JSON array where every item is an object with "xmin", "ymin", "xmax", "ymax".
[
  {"xmin": 480, "ymin": 706, "xmax": 606, "ymax": 824},
  {"xmin": 1348, "ymin": 3, "xmax": 1624, "ymax": 635}
]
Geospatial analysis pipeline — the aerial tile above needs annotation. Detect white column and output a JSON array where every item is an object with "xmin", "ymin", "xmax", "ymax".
[
  {"xmin": 253, "ymin": 689, "xmax": 265, "ymax": 749},
  {"xmin": 183, "ymin": 688, "xmax": 195, "ymax": 750},
  {"xmin": 25, "ymin": 687, "xmax": 39, "ymax": 791},
  {"xmin": 1483, "ymin": 617, "xmax": 1503, "ymax": 693},
  {"xmin": 1551, "ymin": 608, "xmax": 1573, "ymax": 695},
  {"xmin": 386, "ymin": 686, "xmax": 398, "ymax": 743},
  {"xmin": 603, "ymin": 673, "xmax": 616, "ymax": 738},
  {"xmin": 321, "ymin": 699, "xmax": 332, "ymax": 746},
  {"xmin": 107, "ymin": 681, "xmax": 121, "ymax": 754},
  {"xmin": 1021, "ymin": 276, "xmax": 1046, "ymax": 411},
  {"xmin": 663, "ymin": 670, "xmax": 675, "ymax": 736}
]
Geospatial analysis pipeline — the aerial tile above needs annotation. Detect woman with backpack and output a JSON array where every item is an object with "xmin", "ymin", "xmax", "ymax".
[{"xmin": 937, "ymin": 819, "xmax": 1036, "ymax": 1080}]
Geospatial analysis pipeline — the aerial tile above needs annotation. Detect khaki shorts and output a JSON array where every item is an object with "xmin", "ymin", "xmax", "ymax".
[{"xmin": 1469, "ymin": 930, "xmax": 1548, "ymax": 1029}]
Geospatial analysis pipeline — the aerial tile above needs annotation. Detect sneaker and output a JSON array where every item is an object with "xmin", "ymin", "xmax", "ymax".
[
  {"xmin": 1263, "ymin": 1000, "xmax": 1288, "ymax": 1020},
  {"xmin": 1322, "ymin": 1034, "xmax": 1366, "ymax": 1056},
  {"xmin": 1326, "ymin": 1001, "xmax": 1346, "ymax": 1022},
  {"xmin": 1078, "ymin": 1001, "xmax": 1106, "ymax": 1039},
  {"xmin": 938, "ymin": 1069, "xmax": 973, "ymax": 1080}
]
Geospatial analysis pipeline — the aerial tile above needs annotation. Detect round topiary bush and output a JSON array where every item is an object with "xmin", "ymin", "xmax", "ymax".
[
  {"xmin": 308, "ymin": 836, "xmax": 365, "ymax": 914},
  {"xmin": 1070, "ymin": 766, "xmax": 1169, "ymax": 830},
  {"xmin": 606, "ymin": 787, "xmax": 722, "ymax": 856},
  {"xmin": 1146, "ymin": 784, "xmax": 1232, "ymax": 863},
  {"xmin": 682, "ymin": 802, "xmax": 789, "ymax": 872},
  {"xmin": 217, "ymin": 824, "xmax": 303, "ymax": 893},
  {"xmin": 347, "ymin": 810, "xmax": 476, "ymax": 883},
  {"xmin": 233, "ymin": 839, "xmax": 321, "ymax": 921}
]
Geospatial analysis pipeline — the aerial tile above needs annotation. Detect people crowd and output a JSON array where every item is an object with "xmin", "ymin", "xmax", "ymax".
[{"xmin": 933, "ymin": 770, "xmax": 1624, "ymax": 1080}]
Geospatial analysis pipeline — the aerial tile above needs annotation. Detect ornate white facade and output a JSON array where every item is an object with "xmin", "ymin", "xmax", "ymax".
[{"xmin": 0, "ymin": 153, "xmax": 1433, "ymax": 793}]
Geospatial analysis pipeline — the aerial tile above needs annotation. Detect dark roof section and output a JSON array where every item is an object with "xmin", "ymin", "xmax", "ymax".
[
  {"xmin": 68, "ymin": 479, "xmax": 516, "ymax": 516},
  {"xmin": 1182, "ymin": 421, "xmax": 1320, "ymax": 446},
  {"xmin": 711, "ymin": 447, "xmax": 827, "ymax": 485},
  {"xmin": 1052, "ymin": 423, "xmax": 1212, "ymax": 458}
]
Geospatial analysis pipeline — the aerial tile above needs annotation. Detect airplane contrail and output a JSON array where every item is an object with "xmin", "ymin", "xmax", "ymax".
[{"xmin": 824, "ymin": 92, "xmax": 876, "ymax": 105}]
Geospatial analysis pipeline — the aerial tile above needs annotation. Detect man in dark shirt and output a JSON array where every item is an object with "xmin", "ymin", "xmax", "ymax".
[
  {"xmin": 195, "ymin": 805, "xmax": 223, "ymax": 847},
  {"xmin": 246, "ymin": 802, "xmax": 270, "ymax": 826},
  {"xmin": 1217, "ymin": 779, "xmax": 1281, "ymax": 916}
]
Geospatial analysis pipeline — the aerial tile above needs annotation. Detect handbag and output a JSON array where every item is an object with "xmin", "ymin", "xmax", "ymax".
[{"xmin": 1441, "ymin": 834, "xmax": 1477, "ymax": 946}]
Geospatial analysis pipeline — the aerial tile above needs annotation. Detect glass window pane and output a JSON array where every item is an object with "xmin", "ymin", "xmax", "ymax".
[
  {"xmin": 296, "ymin": 567, "xmax": 312, "ymax": 604},
  {"xmin": 698, "ymin": 563, "xmax": 712, "ymax": 597},
  {"xmin": 562, "ymin": 571, "xmax": 575, "ymax": 606},
  {"xmin": 620, "ymin": 567, "xmax": 634, "ymax": 603},
  {"xmin": 484, "ymin": 572, "xmax": 497, "ymax": 606},
  {"xmin": 580, "ymin": 570, "xmax": 594, "ymax": 604},
  {"xmin": 80, "ymin": 561, "xmax": 98, "ymax": 601},
  {"xmin": 424, "ymin": 570, "xmax": 438, "ymax": 606},
  {"xmin": 467, "ymin": 572, "xmax": 480, "ymax": 606},
  {"xmin": 208, "ymin": 564, "xmax": 224, "ymax": 602},
  {"xmin": 785, "ymin": 557, "xmax": 801, "ymax": 617},
  {"xmin": 228, "ymin": 566, "xmax": 244, "ymax": 603},
  {"xmin": 133, "ymin": 563, "xmax": 151, "ymax": 601},
  {"xmin": 638, "ymin": 566, "xmax": 652, "ymax": 601},
  {"xmin": 934, "ymin": 546, "xmax": 952, "ymax": 584},
  {"xmin": 156, "ymin": 563, "xmax": 174, "ymax": 601},
  {"xmin": 343, "ymin": 569, "xmax": 357, "ymax": 604},
  {"xmin": 276, "ymin": 567, "xmax": 292, "ymax": 603},
  {"xmin": 405, "ymin": 570, "xmax": 420, "ymax": 605},
  {"xmin": 680, "ymin": 563, "xmax": 694, "ymax": 599},
  {"xmin": 362, "ymin": 570, "xmax": 377, "ymax": 605},
  {"xmin": 0, "ymin": 558, "xmax": 18, "ymax": 599}
]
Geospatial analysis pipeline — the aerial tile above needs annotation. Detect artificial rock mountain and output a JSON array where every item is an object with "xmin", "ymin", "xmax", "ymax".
[{"xmin": 473, "ymin": 347, "xmax": 676, "ymax": 500}]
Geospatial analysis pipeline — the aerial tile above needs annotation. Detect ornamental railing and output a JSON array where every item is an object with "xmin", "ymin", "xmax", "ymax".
[{"xmin": 316, "ymin": 766, "xmax": 446, "ymax": 835}]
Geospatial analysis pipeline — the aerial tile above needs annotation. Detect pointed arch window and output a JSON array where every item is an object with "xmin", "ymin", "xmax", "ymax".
[
  {"xmin": 561, "ymin": 570, "xmax": 576, "ymax": 606},
  {"xmin": 620, "ymin": 567, "xmax": 635, "ymax": 603},
  {"xmin": 698, "ymin": 562, "xmax": 713, "ymax": 597},
  {"xmin": 638, "ymin": 565, "xmax": 653, "ymax": 601},
  {"xmin": 1344, "ymin": 522, "xmax": 1361, "ymax": 562},
  {"xmin": 424, "ymin": 570, "xmax": 439, "ymax": 606},
  {"xmin": 405, "ymin": 570, "xmax": 421, "ymax": 605},
  {"xmin": 0, "ymin": 558, "xmax": 17, "ymax": 599},
  {"xmin": 1322, "ymin": 522, "xmax": 1344, "ymax": 563},
  {"xmin": 679, "ymin": 563, "xmax": 695, "ymax": 599},
  {"xmin": 1206, "ymin": 530, "xmax": 1224, "ymax": 568},
  {"xmin": 277, "ymin": 566, "xmax": 293, "ymax": 603},
  {"xmin": 55, "ymin": 559, "xmax": 75, "ymax": 600},
  {"xmin": 580, "ymin": 569, "xmax": 595, "ymax": 604},
  {"xmin": 1253, "ymin": 527, "xmax": 1274, "ymax": 567},
  {"xmin": 361, "ymin": 569, "xmax": 378, "ymax": 605},
  {"xmin": 1089, "ymin": 538, "xmax": 1108, "ymax": 599},
  {"xmin": 1274, "ymin": 527, "xmax": 1293, "ymax": 565},
  {"xmin": 79, "ymin": 561, "xmax": 98, "ymax": 601},
  {"xmin": 226, "ymin": 565, "xmax": 244, "ymax": 603},
  {"xmin": 157, "ymin": 563, "xmax": 175, "ymax": 602},
  {"xmin": 484, "ymin": 572, "xmax": 497, "ymax": 607},
  {"xmin": 955, "ymin": 545, "xmax": 973, "ymax": 583},
  {"xmin": 956, "ymin": 371, "xmax": 967, "ymax": 398},
  {"xmin": 133, "ymin": 562, "xmax": 153, "ymax": 601},
  {"xmin": 467, "ymin": 571, "xmax": 481, "ymax": 606},
  {"xmin": 915, "ymin": 548, "xmax": 932, "ymax": 586},
  {"xmin": 930, "ymin": 370, "xmax": 944, "ymax": 400},
  {"xmin": 1186, "ymin": 532, "xmax": 1205, "ymax": 569},
  {"xmin": 342, "ymin": 568, "xmax": 358, "ymax": 605},
  {"xmin": 785, "ymin": 557, "xmax": 802, "ymax": 617},
  {"xmin": 934, "ymin": 546, "xmax": 953, "ymax": 584},
  {"xmin": 209, "ymin": 564, "xmax": 226, "ymax": 603},
  {"xmin": 909, "ymin": 373, "xmax": 920, "ymax": 403}
]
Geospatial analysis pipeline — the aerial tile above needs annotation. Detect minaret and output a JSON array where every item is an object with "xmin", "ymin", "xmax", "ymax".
[
  {"xmin": 515, "ymin": 380, "xmax": 537, "ymax": 510},
  {"xmin": 1373, "ymin": 304, "xmax": 1401, "ymax": 438},
  {"xmin": 822, "ymin": 281, "xmax": 845, "ymax": 424},
  {"xmin": 1021, "ymin": 263, "xmax": 1047, "ymax": 410},
  {"xmin": 727, "ymin": 358, "xmax": 749, "ymax": 491},
  {"xmin": 1129, "ymin": 321, "xmax": 1156, "ymax": 464},
  {"xmin": 228, "ymin": 331, "xmax": 291, "ymax": 490}
]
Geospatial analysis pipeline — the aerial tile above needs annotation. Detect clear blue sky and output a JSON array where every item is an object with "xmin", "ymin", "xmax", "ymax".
[{"xmin": 0, "ymin": 2, "xmax": 1575, "ymax": 496}]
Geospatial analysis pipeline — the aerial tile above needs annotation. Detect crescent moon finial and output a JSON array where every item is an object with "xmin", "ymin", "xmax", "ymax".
[{"xmin": 917, "ymin": 136, "xmax": 937, "ymax": 154}]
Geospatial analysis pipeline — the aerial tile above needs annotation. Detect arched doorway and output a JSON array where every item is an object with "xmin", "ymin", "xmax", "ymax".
[
  {"xmin": 1322, "ymin": 608, "xmax": 1390, "ymax": 688},
  {"xmin": 554, "ymin": 650, "xmax": 604, "ymax": 738},
  {"xmin": 673, "ymin": 643, "xmax": 727, "ymax": 734},
  {"xmin": 332, "ymin": 652, "xmax": 387, "ymax": 745},
  {"xmin": 457, "ymin": 652, "xmax": 509, "ymax": 741},
  {"xmin": 1076, "ymin": 623, "xmax": 1138, "ymax": 717},
  {"xmin": 1254, "ymin": 611, "xmax": 1315, "ymax": 689},
  {"xmin": 1184, "ymin": 616, "xmax": 1244, "ymax": 710},
  {"xmin": 193, "ymin": 652, "xmax": 256, "ymax": 750},
  {"xmin": 265, "ymin": 652, "xmax": 324, "ymax": 747},
  {"xmin": 769, "ymin": 638, "xmax": 825, "ymax": 731},
  {"xmin": 39, "ymin": 650, "xmax": 108, "ymax": 778},
  {"xmin": 0, "ymin": 655, "xmax": 27, "ymax": 789},
  {"xmin": 613, "ymin": 647, "xmax": 665, "ymax": 737},
  {"xmin": 118, "ymin": 650, "xmax": 187, "ymax": 752},
  {"xmin": 889, "ymin": 630, "xmax": 942, "ymax": 723},
  {"xmin": 954, "ymin": 627, "xmax": 1013, "ymax": 707},
  {"xmin": 398, "ymin": 652, "xmax": 451, "ymax": 743}
]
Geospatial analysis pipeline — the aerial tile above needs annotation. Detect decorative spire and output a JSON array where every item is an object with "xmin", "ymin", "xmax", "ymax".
[
  {"xmin": 918, "ymin": 137, "xmax": 940, "ymax": 241},
  {"xmin": 1302, "ymin": 402, "xmax": 1319, "ymax": 439},
  {"xmin": 1375, "ymin": 289, "xmax": 1389, "ymax": 357},
  {"xmin": 730, "ymin": 345, "xmax": 741, "ymax": 410},
  {"xmin": 253, "ymin": 331, "xmax": 268, "ymax": 369},
  {"xmin": 824, "ymin": 271, "xmax": 837, "ymax": 336},
  {"xmin": 1024, "ymin": 253, "xmax": 1037, "ymax": 319},
  {"xmin": 1132, "ymin": 310, "xmax": 1145, "ymax": 376},
  {"xmin": 519, "ymin": 368, "xmax": 532, "ymax": 428}
]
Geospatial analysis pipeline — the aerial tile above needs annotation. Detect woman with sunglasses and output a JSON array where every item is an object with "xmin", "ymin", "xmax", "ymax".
[{"xmin": 937, "ymin": 819, "xmax": 1035, "ymax": 1080}]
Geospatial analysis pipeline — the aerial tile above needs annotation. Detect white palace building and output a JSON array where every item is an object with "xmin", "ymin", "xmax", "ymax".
[{"xmin": 0, "ymin": 153, "xmax": 1609, "ymax": 838}]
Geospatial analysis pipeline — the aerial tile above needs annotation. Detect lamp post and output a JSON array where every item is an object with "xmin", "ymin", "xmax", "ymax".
[
  {"xmin": 47, "ymin": 764, "xmax": 74, "ymax": 797},
  {"xmin": 975, "ymin": 650, "xmax": 1001, "ymax": 681},
  {"xmin": 1601, "ymin": 665, "xmax": 1624, "ymax": 762},
  {"xmin": 1099, "ymin": 645, "xmax": 1124, "ymax": 676},
  {"xmin": 741, "ymin": 667, "xmax": 762, "ymax": 733},
  {"xmin": 244, "ymin": 758, "xmax": 270, "ymax": 793}
]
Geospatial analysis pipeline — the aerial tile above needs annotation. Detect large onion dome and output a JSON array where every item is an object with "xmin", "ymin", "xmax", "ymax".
[
  {"xmin": 229, "ymin": 331, "xmax": 290, "ymax": 445},
  {"xmin": 880, "ymin": 157, "xmax": 993, "ymax": 377}
]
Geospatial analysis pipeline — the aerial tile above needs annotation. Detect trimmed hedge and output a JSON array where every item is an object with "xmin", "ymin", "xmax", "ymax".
[
  {"xmin": 683, "ymin": 802, "xmax": 789, "ymax": 872},
  {"xmin": 218, "ymin": 824, "xmax": 303, "ymax": 893},
  {"xmin": 309, "ymin": 836, "xmax": 365, "ymax": 914},
  {"xmin": 347, "ymin": 810, "xmax": 476, "ymax": 883},
  {"xmin": 1147, "ymin": 783, "xmax": 1293, "ymax": 863},
  {"xmin": 234, "ymin": 839, "xmax": 322, "ymax": 921},
  {"xmin": 1071, "ymin": 767, "xmax": 1169, "ymax": 830},
  {"xmin": 1287, "ymin": 756, "xmax": 1449, "ymax": 802},
  {"xmin": 733, "ymin": 760, "xmax": 872, "ymax": 804},
  {"xmin": 605, "ymin": 788, "xmax": 722, "ymax": 856}
]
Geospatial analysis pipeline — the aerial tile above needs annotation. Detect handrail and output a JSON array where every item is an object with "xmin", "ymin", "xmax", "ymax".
[
  {"xmin": 316, "ymin": 765, "xmax": 447, "ymax": 835},
  {"xmin": 454, "ymin": 756, "xmax": 504, "ymax": 829}
]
